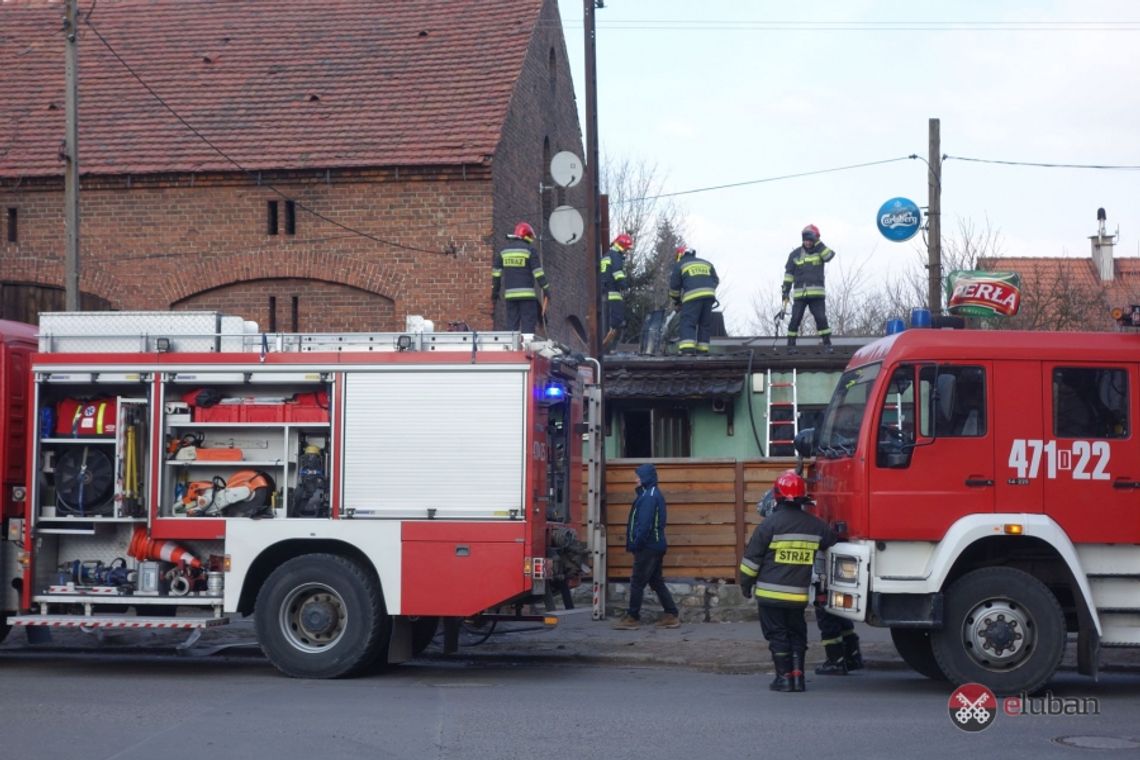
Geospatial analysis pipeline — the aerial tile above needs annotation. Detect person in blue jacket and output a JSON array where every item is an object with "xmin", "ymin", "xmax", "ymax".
[{"xmin": 613, "ymin": 463, "xmax": 682, "ymax": 629}]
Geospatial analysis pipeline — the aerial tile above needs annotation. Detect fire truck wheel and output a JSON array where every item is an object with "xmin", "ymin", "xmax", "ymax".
[
  {"xmin": 255, "ymin": 553, "xmax": 389, "ymax": 679},
  {"xmin": 411, "ymin": 616, "xmax": 439, "ymax": 656},
  {"xmin": 0, "ymin": 616, "xmax": 10, "ymax": 644},
  {"xmin": 889, "ymin": 628, "xmax": 946, "ymax": 681},
  {"xmin": 931, "ymin": 567, "xmax": 1065, "ymax": 696}
]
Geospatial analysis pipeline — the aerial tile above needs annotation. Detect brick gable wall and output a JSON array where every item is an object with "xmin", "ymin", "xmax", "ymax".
[{"xmin": 491, "ymin": 0, "xmax": 589, "ymax": 344}]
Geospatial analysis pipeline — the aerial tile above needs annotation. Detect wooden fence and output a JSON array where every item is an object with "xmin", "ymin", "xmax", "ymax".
[{"xmin": 587, "ymin": 459, "xmax": 803, "ymax": 581}]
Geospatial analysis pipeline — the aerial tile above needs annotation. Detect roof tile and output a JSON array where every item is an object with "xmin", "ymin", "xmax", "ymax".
[{"xmin": 0, "ymin": 0, "xmax": 545, "ymax": 176}]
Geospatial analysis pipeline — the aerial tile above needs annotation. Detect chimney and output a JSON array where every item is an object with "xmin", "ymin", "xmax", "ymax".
[{"xmin": 1090, "ymin": 207, "xmax": 1117, "ymax": 282}]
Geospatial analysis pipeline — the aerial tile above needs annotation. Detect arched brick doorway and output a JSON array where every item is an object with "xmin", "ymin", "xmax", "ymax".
[{"xmin": 174, "ymin": 278, "xmax": 395, "ymax": 333}]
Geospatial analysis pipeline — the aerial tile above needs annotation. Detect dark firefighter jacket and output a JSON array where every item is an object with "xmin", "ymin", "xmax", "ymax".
[
  {"xmin": 738, "ymin": 502, "xmax": 835, "ymax": 607},
  {"xmin": 669, "ymin": 252, "xmax": 719, "ymax": 304},
  {"xmin": 492, "ymin": 243, "xmax": 551, "ymax": 301},
  {"xmin": 625, "ymin": 463, "xmax": 667, "ymax": 553},
  {"xmin": 781, "ymin": 241, "xmax": 835, "ymax": 300},
  {"xmin": 600, "ymin": 244, "xmax": 630, "ymax": 302}
]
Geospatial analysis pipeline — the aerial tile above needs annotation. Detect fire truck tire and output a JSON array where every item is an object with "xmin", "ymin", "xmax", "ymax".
[
  {"xmin": 255, "ymin": 553, "xmax": 389, "ymax": 679},
  {"xmin": 931, "ymin": 567, "xmax": 1065, "ymax": 696},
  {"xmin": 0, "ymin": 616, "xmax": 10, "ymax": 644},
  {"xmin": 411, "ymin": 617, "xmax": 439, "ymax": 656},
  {"xmin": 890, "ymin": 628, "xmax": 946, "ymax": 681}
]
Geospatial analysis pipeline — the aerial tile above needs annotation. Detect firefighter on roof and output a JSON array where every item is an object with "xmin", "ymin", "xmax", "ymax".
[
  {"xmin": 739, "ymin": 470, "xmax": 836, "ymax": 692},
  {"xmin": 781, "ymin": 224, "xmax": 835, "ymax": 349},
  {"xmin": 601, "ymin": 233, "xmax": 633, "ymax": 351},
  {"xmin": 669, "ymin": 245, "xmax": 719, "ymax": 355},
  {"xmin": 492, "ymin": 221, "xmax": 551, "ymax": 333}
]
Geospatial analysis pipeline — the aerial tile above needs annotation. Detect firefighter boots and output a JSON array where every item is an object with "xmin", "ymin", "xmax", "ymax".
[
  {"xmin": 815, "ymin": 641, "xmax": 849, "ymax": 675},
  {"xmin": 790, "ymin": 651, "xmax": 806, "ymax": 692},
  {"xmin": 843, "ymin": 632, "xmax": 864, "ymax": 671},
  {"xmin": 769, "ymin": 653, "xmax": 795, "ymax": 692}
]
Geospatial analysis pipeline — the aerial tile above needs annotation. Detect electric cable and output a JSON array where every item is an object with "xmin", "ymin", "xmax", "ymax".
[{"xmin": 944, "ymin": 155, "xmax": 1140, "ymax": 170}]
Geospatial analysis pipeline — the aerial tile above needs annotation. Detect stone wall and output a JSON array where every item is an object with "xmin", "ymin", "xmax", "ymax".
[{"xmin": 574, "ymin": 581, "xmax": 760, "ymax": 623}]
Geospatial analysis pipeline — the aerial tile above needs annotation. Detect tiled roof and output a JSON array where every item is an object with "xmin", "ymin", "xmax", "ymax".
[
  {"xmin": 0, "ymin": 0, "xmax": 544, "ymax": 176},
  {"xmin": 606, "ymin": 365, "xmax": 746, "ymax": 400},
  {"xmin": 978, "ymin": 255, "xmax": 1140, "ymax": 330}
]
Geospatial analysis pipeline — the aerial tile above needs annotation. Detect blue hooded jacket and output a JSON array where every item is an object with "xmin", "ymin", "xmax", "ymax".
[{"xmin": 625, "ymin": 463, "xmax": 668, "ymax": 553}]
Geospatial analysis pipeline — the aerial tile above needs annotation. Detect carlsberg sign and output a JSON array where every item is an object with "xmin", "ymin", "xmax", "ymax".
[{"xmin": 876, "ymin": 197, "xmax": 922, "ymax": 242}]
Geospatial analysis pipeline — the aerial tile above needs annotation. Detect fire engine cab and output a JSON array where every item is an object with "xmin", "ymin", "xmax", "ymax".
[
  {"xmin": 0, "ymin": 312, "xmax": 597, "ymax": 678},
  {"xmin": 809, "ymin": 325, "xmax": 1140, "ymax": 695}
]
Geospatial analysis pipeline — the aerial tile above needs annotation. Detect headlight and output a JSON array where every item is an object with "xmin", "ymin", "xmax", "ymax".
[{"xmin": 831, "ymin": 554, "xmax": 860, "ymax": 583}]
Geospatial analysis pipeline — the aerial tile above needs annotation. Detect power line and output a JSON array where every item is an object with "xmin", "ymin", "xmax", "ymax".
[
  {"xmin": 82, "ymin": 17, "xmax": 454, "ymax": 257},
  {"xmin": 944, "ymin": 154, "xmax": 1140, "ymax": 170},
  {"xmin": 615, "ymin": 156, "xmax": 914, "ymax": 204}
]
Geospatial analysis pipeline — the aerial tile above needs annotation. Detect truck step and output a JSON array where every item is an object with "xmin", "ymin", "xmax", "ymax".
[
  {"xmin": 7, "ymin": 614, "xmax": 230, "ymax": 630},
  {"xmin": 1090, "ymin": 577, "xmax": 1140, "ymax": 610},
  {"xmin": 1099, "ymin": 612, "xmax": 1140, "ymax": 646}
]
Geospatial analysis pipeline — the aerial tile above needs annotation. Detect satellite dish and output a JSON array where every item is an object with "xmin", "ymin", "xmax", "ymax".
[
  {"xmin": 550, "ymin": 151, "xmax": 583, "ymax": 188},
  {"xmin": 548, "ymin": 205, "xmax": 584, "ymax": 245}
]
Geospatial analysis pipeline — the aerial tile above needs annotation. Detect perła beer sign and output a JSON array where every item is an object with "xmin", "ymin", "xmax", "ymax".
[{"xmin": 946, "ymin": 270, "xmax": 1022, "ymax": 318}]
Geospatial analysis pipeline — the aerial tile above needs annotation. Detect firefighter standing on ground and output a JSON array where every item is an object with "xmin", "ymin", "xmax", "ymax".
[
  {"xmin": 669, "ymin": 245, "xmax": 719, "ymax": 355},
  {"xmin": 739, "ymin": 470, "xmax": 836, "ymax": 692},
  {"xmin": 781, "ymin": 224, "xmax": 835, "ymax": 349},
  {"xmin": 601, "ymin": 233, "xmax": 633, "ymax": 350},
  {"xmin": 492, "ymin": 221, "xmax": 551, "ymax": 333}
]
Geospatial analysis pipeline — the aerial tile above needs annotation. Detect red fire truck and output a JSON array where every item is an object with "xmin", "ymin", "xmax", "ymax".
[
  {"xmin": 809, "ymin": 325, "xmax": 1140, "ymax": 694},
  {"xmin": 0, "ymin": 312, "xmax": 599, "ymax": 678}
]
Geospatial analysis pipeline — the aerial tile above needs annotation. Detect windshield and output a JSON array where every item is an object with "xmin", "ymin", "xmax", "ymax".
[{"xmin": 817, "ymin": 363, "xmax": 881, "ymax": 458}]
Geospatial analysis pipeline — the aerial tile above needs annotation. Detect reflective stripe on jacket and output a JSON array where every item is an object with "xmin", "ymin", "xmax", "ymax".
[
  {"xmin": 781, "ymin": 242, "xmax": 835, "ymax": 300},
  {"xmin": 668, "ymin": 254, "xmax": 719, "ymax": 304},
  {"xmin": 738, "ymin": 503, "xmax": 835, "ymax": 607},
  {"xmin": 601, "ymin": 245, "xmax": 629, "ymax": 301},
  {"xmin": 492, "ymin": 244, "xmax": 550, "ymax": 301}
]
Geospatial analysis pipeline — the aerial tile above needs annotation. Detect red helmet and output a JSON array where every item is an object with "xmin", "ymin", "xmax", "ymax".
[
  {"xmin": 773, "ymin": 470, "xmax": 807, "ymax": 502},
  {"xmin": 801, "ymin": 224, "xmax": 820, "ymax": 243},
  {"xmin": 612, "ymin": 233, "xmax": 634, "ymax": 251},
  {"xmin": 675, "ymin": 244, "xmax": 691, "ymax": 261},
  {"xmin": 512, "ymin": 222, "xmax": 536, "ymax": 242}
]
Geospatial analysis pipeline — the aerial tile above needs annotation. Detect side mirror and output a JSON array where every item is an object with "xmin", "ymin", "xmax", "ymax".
[{"xmin": 794, "ymin": 427, "xmax": 816, "ymax": 459}]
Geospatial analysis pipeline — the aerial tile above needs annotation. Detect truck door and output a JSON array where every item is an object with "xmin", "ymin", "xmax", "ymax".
[
  {"xmin": 869, "ymin": 362, "xmax": 994, "ymax": 540},
  {"xmin": 1039, "ymin": 362, "xmax": 1138, "ymax": 542},
  {"xmin": 993, "ymin": 360, "xmax": 1044, "ymax": 514}
]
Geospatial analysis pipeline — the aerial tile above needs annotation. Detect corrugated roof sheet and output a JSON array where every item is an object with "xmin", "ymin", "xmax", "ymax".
[{"xmin": 0, "ymin": 0, "xmax": 544, "ymax": 176}]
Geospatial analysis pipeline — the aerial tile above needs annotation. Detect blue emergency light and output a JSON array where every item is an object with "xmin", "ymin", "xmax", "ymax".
[{"xmin": 543, "ymin": 382, "xmax": 566, "ymax": 401}]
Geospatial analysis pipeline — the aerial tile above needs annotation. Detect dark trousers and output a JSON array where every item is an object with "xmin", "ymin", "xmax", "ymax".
[
  {"xmin": 758, "ymin": 603, "xmax": 808, "ymax": 656},
  {"xmin": 606, "ymin": 298, "xmax": 626, "ymax": 331},
  {"xmin": 678, "ymin": 297, "xmax": 714, "ymax": 353},
  {"xmin": 816, "ymin": 607, "xmax": 855, "ymax": 640},
  {"xmin": 787, "ymin": 296, "xmax": 829, "ymax": 337},
  {"xmin": 627, "ymin": 549, "xmax": 678, "ymax": 619},
  {"xmin": 506, "ymin": 299, "xmax": 539, "ymax": 333}
]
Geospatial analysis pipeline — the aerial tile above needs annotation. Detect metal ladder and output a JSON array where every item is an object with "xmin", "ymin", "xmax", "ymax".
[{"xmin": 766, "ymin": 368, "xmax": 798, "ymax": 457}]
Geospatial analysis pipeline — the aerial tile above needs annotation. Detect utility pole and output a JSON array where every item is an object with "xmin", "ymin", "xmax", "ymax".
[
  {"xmin": 584, "ymin": 0, "xmax": 602, "ymax": 357},
  {"xmin": 64, "ymin": 0, "xmax": 81, "ymax": 311},
  {"xmin": 582, "ymin": 0, "xmax": 607, "ymax": 620},
  {"xmin": 927, "ymin": 117, "xmax": 942, "ymax": 317}
]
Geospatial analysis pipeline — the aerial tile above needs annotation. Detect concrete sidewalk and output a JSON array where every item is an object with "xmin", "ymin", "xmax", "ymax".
[{"xmin": 4, "ymin": 610, "xmax": 1139, "ymax": 678}]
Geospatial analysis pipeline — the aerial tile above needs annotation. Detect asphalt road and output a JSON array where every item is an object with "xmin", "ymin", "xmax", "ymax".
[{"xmin": 1, "ymin": 652, "xmax": 1138, "ymax": 760}]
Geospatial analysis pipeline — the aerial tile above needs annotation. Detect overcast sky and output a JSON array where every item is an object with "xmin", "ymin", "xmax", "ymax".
[{"xmin": 556, "ymin": 0, "xmax": 1140, "ymax": 332}]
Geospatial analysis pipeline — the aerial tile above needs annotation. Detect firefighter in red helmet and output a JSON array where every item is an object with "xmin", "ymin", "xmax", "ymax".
[
  {"xmin": 781, "ymin": 224, "xmax": 835, "ymax": 351},
  {"xmin": 492, "ymin": 221, "xmax": 551, "ymax": 333},
  {"xmin": 739, "ymin": 470, "xmax": 836, "ymax": 692},
  {"xmin": 601, "ymin": 233, "xmax": 633, "ymax": 351}
]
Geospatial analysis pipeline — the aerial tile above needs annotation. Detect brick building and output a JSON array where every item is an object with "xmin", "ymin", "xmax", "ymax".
[{"xmin": 0, "ymin": 0, "xmax": 589, "ymax": 341}]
